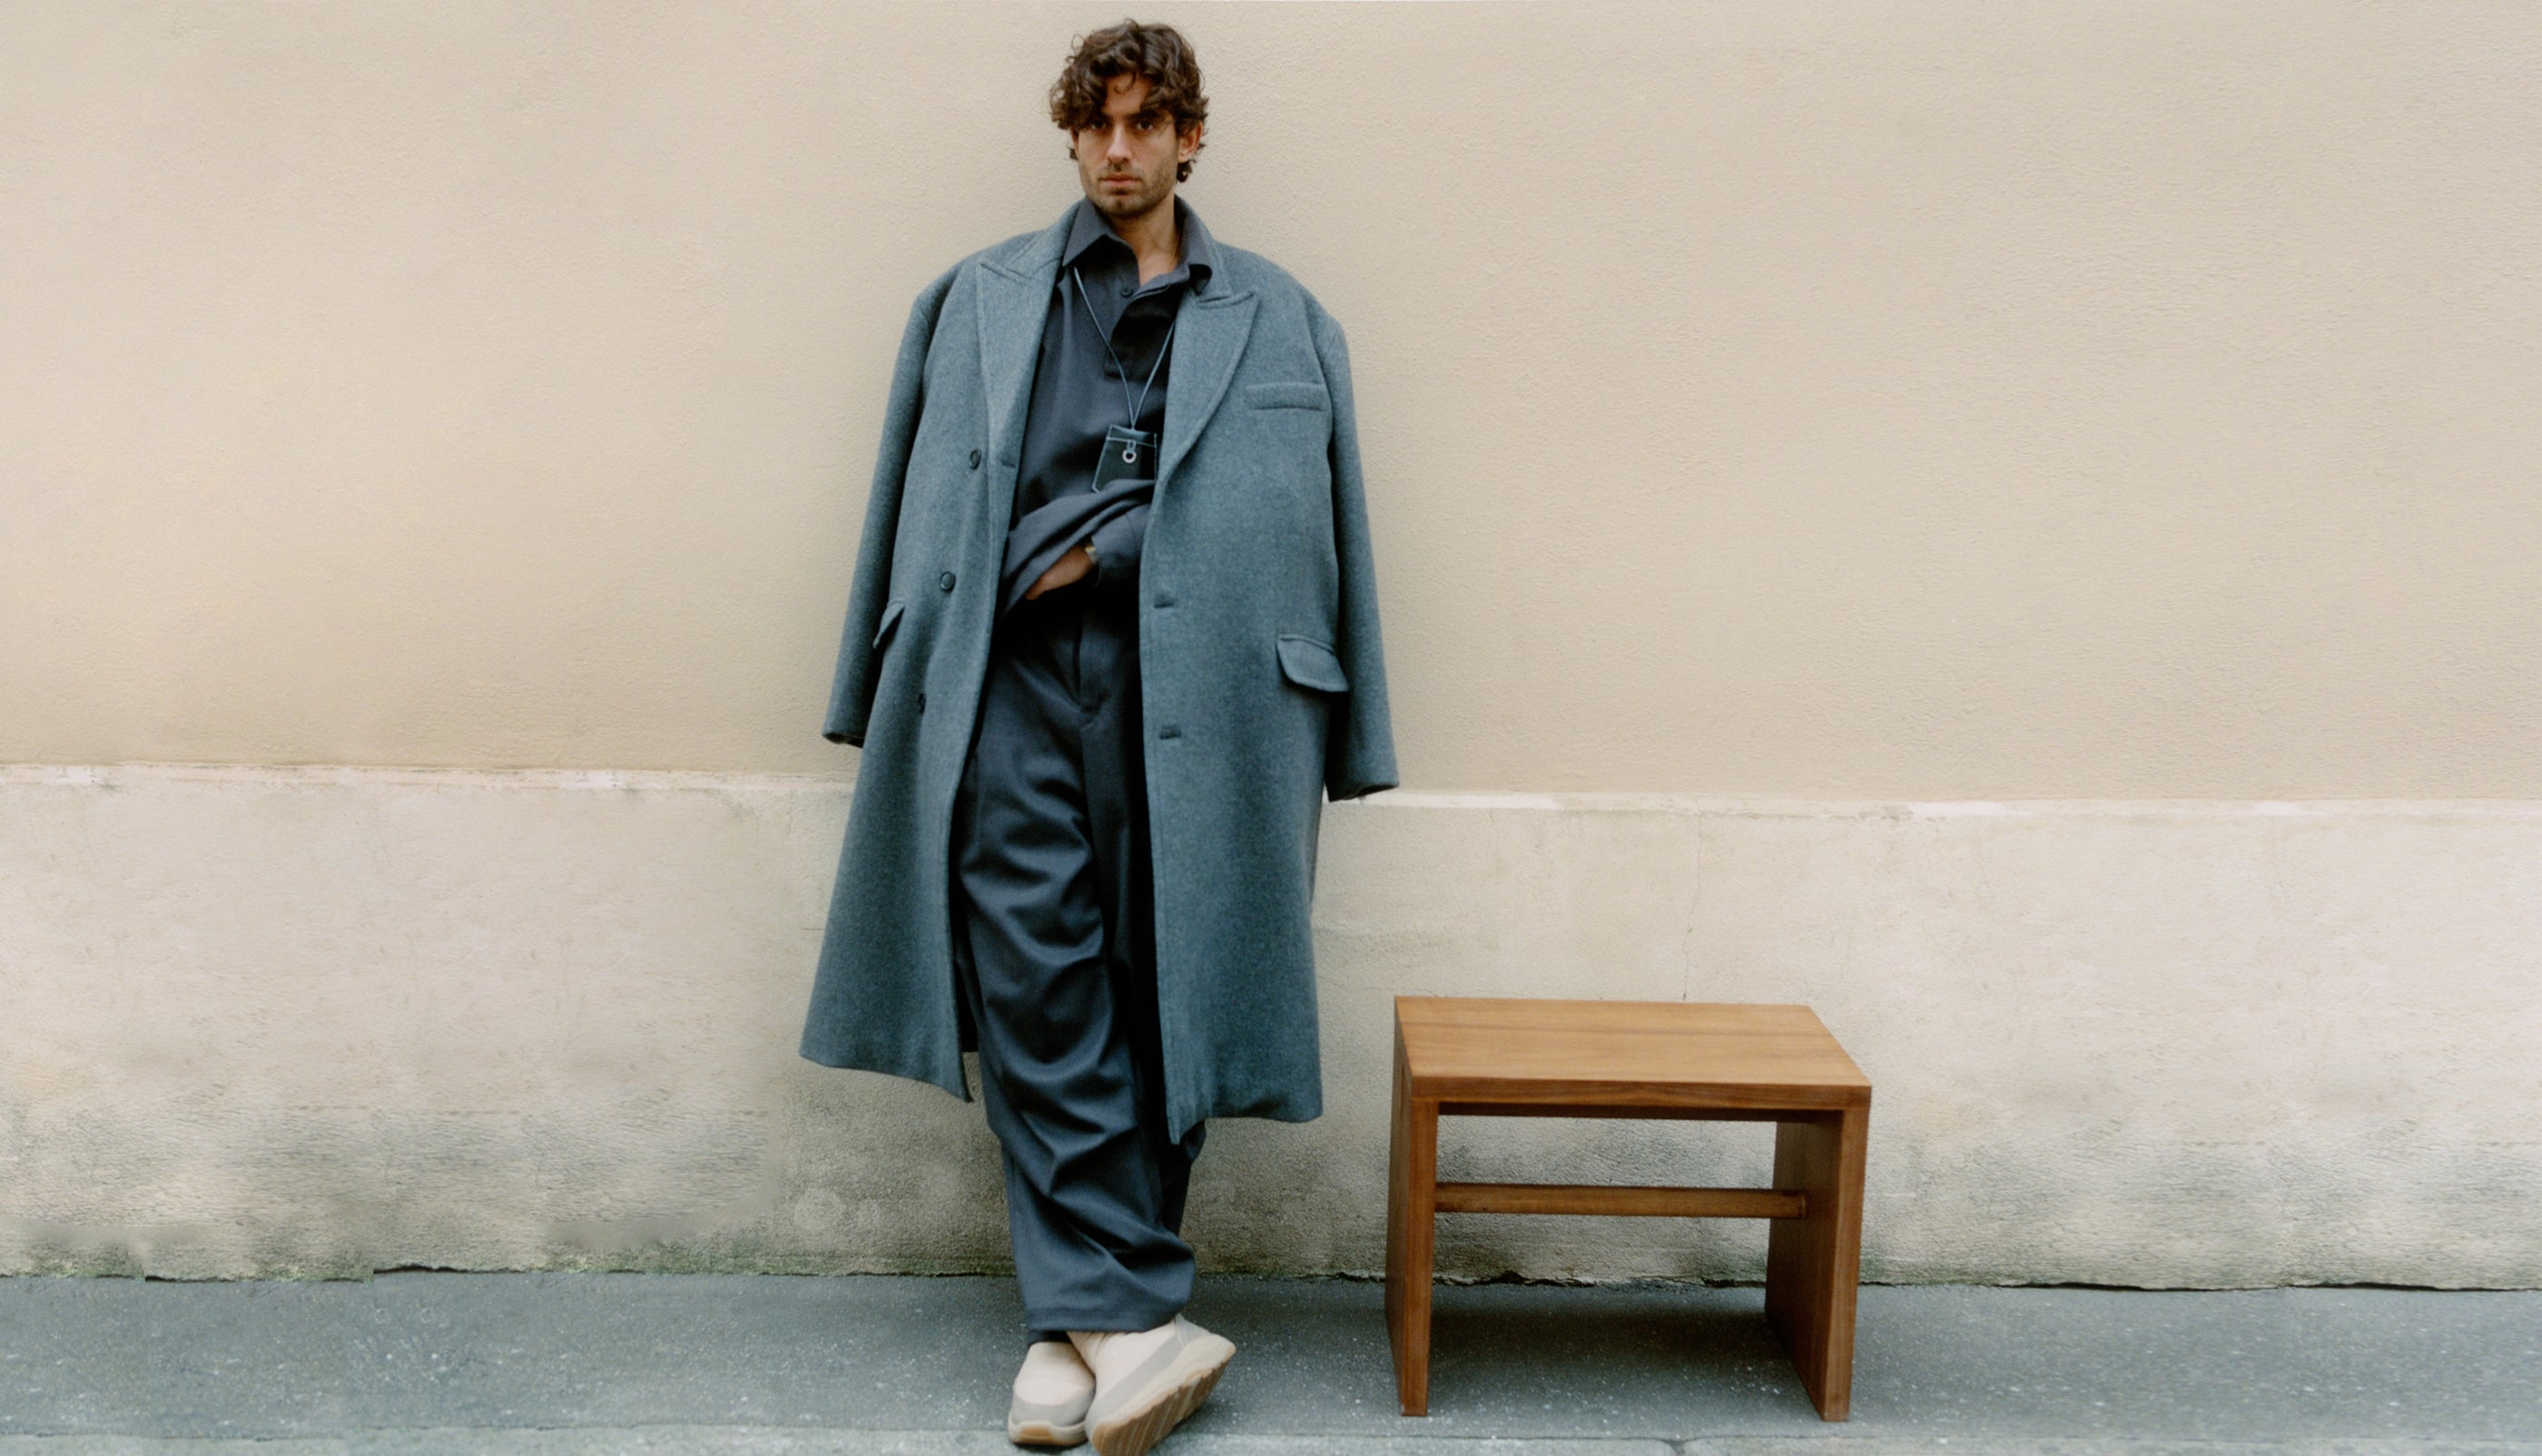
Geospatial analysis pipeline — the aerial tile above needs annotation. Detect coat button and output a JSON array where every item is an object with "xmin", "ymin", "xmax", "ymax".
[
  {"xmin": 1154, "ymin": 591, "xmax": 1176, "ymax": 608},
  {"xmin": 1158, "ymin": 725, "xmax": 1181, "ymax": 740},
  {"xmin": 938, "ymin": 572, "xmax": 955, "ymax": 591},
  {"xmin": 1118, "ymin": 282, "xmax": 1135, "ymax": 298},
  {"xmin": 969, "ymin": 449, "xmax": 981, "ymax": 469}
]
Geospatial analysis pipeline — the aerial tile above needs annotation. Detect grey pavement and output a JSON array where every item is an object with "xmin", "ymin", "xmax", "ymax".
[{"xmin": 0, "ymin": 1274, "xmax": 2534, "ymax": 1454}]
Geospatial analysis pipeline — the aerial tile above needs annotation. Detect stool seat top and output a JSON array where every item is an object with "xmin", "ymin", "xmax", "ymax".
[{"xmin": 1394, "ymin": 997, "xmax": 1870, "ymax": 1112}]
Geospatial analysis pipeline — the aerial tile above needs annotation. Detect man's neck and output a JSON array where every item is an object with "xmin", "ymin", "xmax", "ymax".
[{"xmin": 1104, "ymin": 195, "xmax": 1181, "ymax": 286}]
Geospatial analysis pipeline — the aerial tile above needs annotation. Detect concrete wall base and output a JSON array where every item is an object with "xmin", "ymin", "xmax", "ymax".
[{"xmin": 3, "ymin": 766, "xmax": 2533, "ymax": 1285}]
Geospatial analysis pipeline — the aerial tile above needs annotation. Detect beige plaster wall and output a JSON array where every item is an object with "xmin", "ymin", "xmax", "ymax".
[{"xmin": 7, "ymin": 2, "xmax": 2540, "ymax": 796}]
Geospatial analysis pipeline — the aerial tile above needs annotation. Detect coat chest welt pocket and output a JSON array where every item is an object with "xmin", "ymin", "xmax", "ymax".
[
  {"xmin": 1245, "ymin": 380, "xmax": 1330, "ymax": 411},
  {"xmin": 1276, "ymin": 634, "xmax": 1349, "ymax": 693}
]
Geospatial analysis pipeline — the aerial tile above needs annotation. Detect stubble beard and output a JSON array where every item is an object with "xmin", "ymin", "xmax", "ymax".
[{"xmin": 1085, "ymin": 161, "xmax": 1174, "ymax": 224}]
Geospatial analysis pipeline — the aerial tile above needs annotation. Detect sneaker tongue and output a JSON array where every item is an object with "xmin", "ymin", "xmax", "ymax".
[
  {"xmin": 1013, "ymin": 1342, "xmax": 1093, "ymax": 1402},
  {"xmin": 1079, "ymin": 1322, "xmax": 1179, "ymax": 1385}
]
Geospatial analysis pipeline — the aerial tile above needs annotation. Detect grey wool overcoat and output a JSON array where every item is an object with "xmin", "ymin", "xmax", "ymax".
[{"xmin": 798, "ymin": 204, "xmax": 1398, "ymax": 1141}]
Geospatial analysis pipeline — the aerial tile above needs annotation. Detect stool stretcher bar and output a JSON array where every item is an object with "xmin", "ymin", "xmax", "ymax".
[{"xmin": 1433, "ymin": 1182, "xmax": 1807, "ymax": 1219}]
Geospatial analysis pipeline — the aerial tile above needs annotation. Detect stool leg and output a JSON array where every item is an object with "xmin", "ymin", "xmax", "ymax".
[
  {"xmin": 1764, "ymin": 1106, "xmax": 1867, "ymax": 1421},
  {"xmin": 1384, "ymin": 1028, "xmax": 1438, "ymax": 1415}
]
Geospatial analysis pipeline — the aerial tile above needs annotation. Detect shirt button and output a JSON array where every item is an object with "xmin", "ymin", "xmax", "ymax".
[
  {"xmin": 938, "ymin": 571, "xmax": 955, "ymax": 591},
  {"xmin": 969, "ymin": 449, "xmax": 981, "ymax": 469}
]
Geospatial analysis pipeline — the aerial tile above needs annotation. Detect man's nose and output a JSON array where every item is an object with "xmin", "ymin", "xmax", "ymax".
[{"xmin": 1105, "ymin": 126, "xmax": 1133, "ymax": 161}]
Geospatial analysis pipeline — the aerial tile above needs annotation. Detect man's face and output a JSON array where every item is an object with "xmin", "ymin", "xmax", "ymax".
[{"xmin": 1073, "ymin": 74, "xmax": 1200, "ymax": 223}]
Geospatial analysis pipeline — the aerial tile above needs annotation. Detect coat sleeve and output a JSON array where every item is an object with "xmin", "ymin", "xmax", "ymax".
[
  {"xmin": 1308, "ymin": 298, "xmax": 1401, "ymax": 800},
  {"xmin": 1088, "ymin": 500, "xmax": 1150, "ymax": 595},
  {"xmin": 823, "ymin": 269, "xmax": 957, "ymax": 747}
]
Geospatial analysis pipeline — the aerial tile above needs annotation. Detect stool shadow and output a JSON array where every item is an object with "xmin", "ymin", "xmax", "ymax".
[
  {"xmin": 1424, "ymin": 1283, "xmax": 1816, "ymax": 1414},
  {"xmin": 1177, "ymin": 1275, "xmax": 1820, "ymax": 1432}
]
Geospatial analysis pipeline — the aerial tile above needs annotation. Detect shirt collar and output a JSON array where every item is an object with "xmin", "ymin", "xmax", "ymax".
[{"xmin": 1060, "ymin": 195, "xmax": 1217, "ymax": 291}]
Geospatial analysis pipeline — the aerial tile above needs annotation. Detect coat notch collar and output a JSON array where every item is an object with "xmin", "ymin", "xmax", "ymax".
[
  {"xmin": 1159, "ymin": 287, "xmax": 1258, "ymax": 488},
  {"xmin": 977, "ymin": 214, "xmax": 1073, "ymax": 467}
]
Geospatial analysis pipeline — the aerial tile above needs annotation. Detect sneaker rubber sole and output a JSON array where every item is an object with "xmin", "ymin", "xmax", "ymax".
[
  {"xmin": 1007, "ymin": 1410, "xmax": 1089, "ymax": 1448},
  {"xmin": 1087, "ymin": 1331, "xmax": 1236, "ymax": 1456}
]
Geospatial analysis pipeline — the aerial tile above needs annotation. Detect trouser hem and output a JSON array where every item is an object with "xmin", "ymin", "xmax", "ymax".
[{"xmin": 1024, "ymin": 1304, "xmax": 1187, "ymax": 1334}]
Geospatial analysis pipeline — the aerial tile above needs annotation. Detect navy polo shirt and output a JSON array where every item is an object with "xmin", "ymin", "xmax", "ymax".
[{"xmin": 1012, "ymin": 197, "xmax": 1217, "ymax": 526}]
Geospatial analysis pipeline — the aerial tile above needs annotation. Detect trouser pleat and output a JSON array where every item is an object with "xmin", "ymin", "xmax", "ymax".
[{"xmin": 951, "ymin": 588, "xmax": 1204, "ymax": 1346}]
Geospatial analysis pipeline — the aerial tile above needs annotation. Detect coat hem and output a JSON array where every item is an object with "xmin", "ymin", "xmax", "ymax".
[{"xmin": 793, "ymin": 1047, "xmax": 974, "ymax": 1105}]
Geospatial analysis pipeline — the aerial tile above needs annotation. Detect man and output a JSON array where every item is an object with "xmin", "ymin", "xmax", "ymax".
[{"xmin": 798, "ymin": 20, "xmax": 1394, "ymax": 1454}]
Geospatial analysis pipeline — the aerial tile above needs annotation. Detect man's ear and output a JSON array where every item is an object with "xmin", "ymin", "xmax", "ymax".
[{"xmin": 1178, "ymin": 121, "xmax": 1204, "ymax": 163}]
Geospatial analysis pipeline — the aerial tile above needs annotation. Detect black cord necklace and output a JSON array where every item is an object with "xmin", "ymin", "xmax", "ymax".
[{"xmin": 1073, "ymin": 267, "xmax": 1176, "ymax": 467}]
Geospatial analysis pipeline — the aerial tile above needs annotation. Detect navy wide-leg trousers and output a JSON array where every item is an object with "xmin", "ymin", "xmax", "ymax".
[{"xmin": 951, "ymin": 585, "xmax": 1205, "ymax": 1347}]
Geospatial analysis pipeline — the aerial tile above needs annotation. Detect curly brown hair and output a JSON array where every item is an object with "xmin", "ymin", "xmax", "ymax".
[{"xmin": 1049, "ymin": 20, "xmax": 1209, "ymax": 182}]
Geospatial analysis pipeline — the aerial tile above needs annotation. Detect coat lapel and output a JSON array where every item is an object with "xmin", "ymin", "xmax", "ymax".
[
  {"xmin": 1158, "ymin": 285, "xmax": 1257, "ymax": 489},
  {"xmin": 977, "ymin": 203, "xmax": 1256, "ymax": 489},
  {"xmin": 977, "ymin": 216, "xmax": 1069, "ymax": 471}
]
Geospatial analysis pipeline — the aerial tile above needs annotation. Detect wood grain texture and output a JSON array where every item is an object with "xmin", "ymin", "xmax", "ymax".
[
  {"xmin": 1384, "ymin": 1021, "xmax": 1440, "ymax": 1417},
  {"xmin": 1765, "ymin": 1107, "xmax": 1869, "ymax": 1421},
  {"xmin": 1395, "ymin": 998, "xmax": 1871, "ymax": 1110}
]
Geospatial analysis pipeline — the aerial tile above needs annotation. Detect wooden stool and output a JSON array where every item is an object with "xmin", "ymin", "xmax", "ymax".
[{"xmin": 1384, "ymin": 997, "xmax": 1871, "ymax": 1421}]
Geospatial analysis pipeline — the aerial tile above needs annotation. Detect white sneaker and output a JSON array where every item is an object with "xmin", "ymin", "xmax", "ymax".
[
  {"xmin": 1009, "ymin": 1338, "xmax": 1095, "ymax": 1447},
  {"xmin": 1071, "ymin": 1316, "xmax": 1237, "ymax": 1456}
]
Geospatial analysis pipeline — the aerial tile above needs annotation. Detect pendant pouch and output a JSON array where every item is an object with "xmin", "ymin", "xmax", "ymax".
[{"xmin": 1094, "ymin": 424, "xmax": 1159, "ymax": 492}]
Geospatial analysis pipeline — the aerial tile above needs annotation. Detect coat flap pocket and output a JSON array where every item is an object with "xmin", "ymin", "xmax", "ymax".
[
  {"xmin": 872, "ymin": 598, "xmax": 906, "ymax": 650},
  {"xmin": 1276, "ymin": 634, "xmax": 1349, "ymax": 693},
  {"xmin": 1245, "ymin": 380, "xmax": 1331, "ymax": 412}
]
